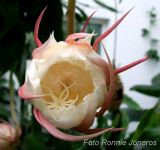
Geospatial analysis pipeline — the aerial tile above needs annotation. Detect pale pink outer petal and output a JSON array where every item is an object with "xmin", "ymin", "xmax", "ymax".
[
  {"xmin": 74, "ymin": 100, "xmax": 96, "ymax": 130},
  {"xmin": 32, "ymin": 48, "xmax": 42, "ymax": 59},
  {"xmin": 86, "ymin": 49, "xmax": 115, "ymax": 116},
  {"xmin": 74, "ymin": 104, "xmax": 124, "ymax": 133},
  {"xmin": 96, "ymin": 44, "xmax": 115, "ymax": 117},
  {"xmin": 33, "ymin": 109, "xmax": 122, "ymax": 141},
  {"xmin": 87, "ymin": 56, "xmax": 110, "ymax": 84}
]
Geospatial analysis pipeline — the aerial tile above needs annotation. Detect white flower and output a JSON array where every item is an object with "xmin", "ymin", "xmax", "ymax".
[
  {"xmin": 18, "ymin": 7, "xmax": 147, "ymax": 141},
  {"xmin": 23, "ymin": 33, "xmax": 107, "ymax": 129}
]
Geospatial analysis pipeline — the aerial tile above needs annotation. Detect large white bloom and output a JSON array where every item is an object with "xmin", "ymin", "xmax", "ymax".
[
  {"xmin": 25, "ymin": 34, "xmax": 107, "ymax": 129},
  {"xmin": 19, "ymin": 7, "xmax": 147, "ymax": 141}
]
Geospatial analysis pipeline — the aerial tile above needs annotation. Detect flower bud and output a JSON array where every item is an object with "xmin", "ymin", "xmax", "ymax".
[{"xmin": 0, "ymin": 123, "xmax": 21, "ymax": 150}]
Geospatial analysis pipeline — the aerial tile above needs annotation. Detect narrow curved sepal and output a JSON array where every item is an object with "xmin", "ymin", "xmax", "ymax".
[
  {"xmin": 75, "ymin": 127, "xmax": 124, "ymax": 134},
  {"xmin": 34, "ymin": 7, "xmax": 47, "ymax": 47},
  {"xmin": 33, "ymin": 108, "xmax": 123, "ymax": 141},
  {"xmin": 114, "ymin": 56, "xmax": 148, "ymax": 74},
  {"xmin": 81, "ymin": 11, "xmax": 96, "ymax": 32},
  {"xmin": 93, "ymin": 8, "xmax": 133, "ymax": 51}
]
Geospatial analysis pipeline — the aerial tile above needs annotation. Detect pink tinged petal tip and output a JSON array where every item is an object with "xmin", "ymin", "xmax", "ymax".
[
  {"xmin": 33, "ymin": 109, "xmax": 123, "ymax": 142},
  {"xmin": 96, "ymin": 44, "xmax": 115, "ymax": 117},
  {"xmin": 18, "ymin": 84, "xmax": 47, "ymax": 100},
  {"xmin": 34, "ymin": 7, "xmax": 47, "ymax": 47},
  {"xmin": 114, "ymin": 56, "xmax": 149, "ymax": 74},
  {"xmin": 93, "ymin": 8, "xmax": 133, "ymax": 51},
  {"xmin": 32, "ymin": 48, "xmax": 41, "ymax": 59},
  {"xmin": 81, "ymin": 11, "xmax": 97, "ymax": 32}
]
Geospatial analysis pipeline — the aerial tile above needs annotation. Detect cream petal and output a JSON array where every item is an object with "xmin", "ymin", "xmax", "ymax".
[
  {"xmin": 32, "ymin": 32, "xmax": 57, "ymax": 59},
  {"xmin": 25, "ymin": 60, "xmax": 41, "ymax": 91},
  {"xmin": 33, "ymin": 94, "xmax": 92, "ymax": 129},
  {"xmin": 77, "ymin": 32, "xmax": 96, "ymax": 44}
]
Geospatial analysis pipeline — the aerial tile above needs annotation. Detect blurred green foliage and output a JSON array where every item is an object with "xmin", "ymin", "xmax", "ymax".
[
  {"xmin": 142, "ymin": 7, "xmax": 160, "ymax": 61},
  {"xmin": 131, "ymin": 73, "xmax": 160, "ymax": 97},
  {"xmin": 0, "ymin": 0, "xmax": 63, "ymax": 75}
]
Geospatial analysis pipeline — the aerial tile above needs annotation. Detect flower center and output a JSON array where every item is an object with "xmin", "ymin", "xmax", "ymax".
[{"xmin": 40, "ymin": 61, "xmax": 94, "ymax": 110}]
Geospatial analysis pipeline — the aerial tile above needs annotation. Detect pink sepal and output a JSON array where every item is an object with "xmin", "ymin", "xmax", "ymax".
[
  {"xmin": 34, "ymin": 7, "xmax": 47, "ymax": 47},
  {"xmin": 114, "ymin": 56, "xmax": 148, "ymax": 74},
  {"xmin": 75, "ymin": 127, "xmax": 124, "ymax": 134},
  {"xmin": 81, "ymin": 11, "xmax": 96, "ymax": 32},
  {"xmin": 33, "ymin": 108, "xmax": 122, "ymax": 141},
  {"xmin": 93, "ymin": 8, "xmax": 133, "ymax": 51}
]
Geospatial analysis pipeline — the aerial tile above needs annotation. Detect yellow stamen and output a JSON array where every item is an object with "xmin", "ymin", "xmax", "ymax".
[{"xmin": 42, "ymin": 81, "xmax": 78, "ymax": 110}]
